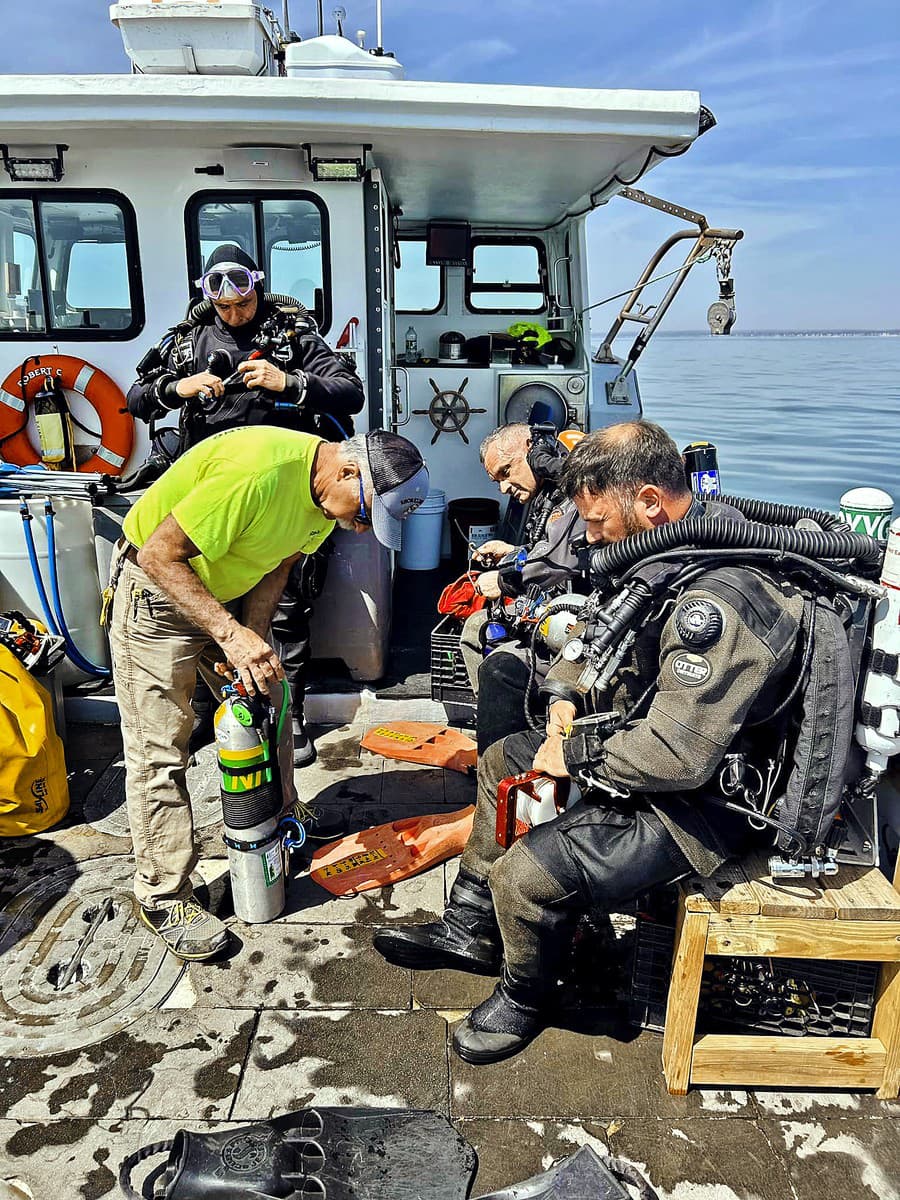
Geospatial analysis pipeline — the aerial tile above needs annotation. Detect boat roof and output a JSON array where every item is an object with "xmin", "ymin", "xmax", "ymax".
[{"xmin": 0, "ymin": 75, "xmax": 702, "ymax": 225}]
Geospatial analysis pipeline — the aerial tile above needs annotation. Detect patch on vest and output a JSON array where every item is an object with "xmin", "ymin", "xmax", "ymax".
[
  {"xmin": 671, "ymin": 651, "xmax": 711, "ymax": 686},
  {"xmin": 674, "ymin": 598, "xmax": 725, "ymax": 648}
]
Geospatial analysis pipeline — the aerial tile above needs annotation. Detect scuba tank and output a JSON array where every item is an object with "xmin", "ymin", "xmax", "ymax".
[
  {"xmin": 215, "ymin": 677, "xmax": 293, "ymax": 924},
  {"xmin": 856, "ymin": 516, "xmax": 900, "ymax": 778},
  {"xmin": 33, "ymin": 376, "xmax": 75, "ymax": 470}
]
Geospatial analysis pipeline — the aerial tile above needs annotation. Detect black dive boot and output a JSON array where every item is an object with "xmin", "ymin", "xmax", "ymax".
[
  {"xmin": 373, "ymin": 868, "xmax": 502, "ymax": 975},
  {"xmin": 452, "ymin": 966, "xmax": 553, "ymax": 1065}
]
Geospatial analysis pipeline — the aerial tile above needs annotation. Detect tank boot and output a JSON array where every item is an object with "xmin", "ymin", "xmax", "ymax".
[
  {"xmin": 372, "ymin": 868, "xmax": 502, "ymax": 974},
  {"xmin": 452, "ymin": 966, "xmax": 554, "ymax": 1065}
]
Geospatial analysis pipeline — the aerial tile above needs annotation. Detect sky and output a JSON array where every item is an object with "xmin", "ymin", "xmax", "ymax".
[{"xmin": 1, "ymin": 0, "xmax": 897, "ymax": 331}]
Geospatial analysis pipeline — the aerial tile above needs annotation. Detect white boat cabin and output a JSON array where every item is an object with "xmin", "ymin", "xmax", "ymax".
[{"xmin": 0, "ymin": 0, "xmax": 720, "ymax": 505}]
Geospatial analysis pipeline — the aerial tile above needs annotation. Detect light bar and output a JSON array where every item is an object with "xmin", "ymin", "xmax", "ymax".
[
  {"xmin": 303, "ymin": 143, "xmax": 367, "ymax": 183},
  {"xmin": 1, "ymin": 144, "xmax": 68, "ymax": 183}
]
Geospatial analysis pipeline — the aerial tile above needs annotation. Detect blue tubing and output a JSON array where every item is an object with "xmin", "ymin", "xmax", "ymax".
[
  {"xmin": 19, "ymin": 500, "xmax": 62, "ymax": 637},
  {"xmin": 43, "ymin": 501, "xmax": 110, "ymax": 678}
]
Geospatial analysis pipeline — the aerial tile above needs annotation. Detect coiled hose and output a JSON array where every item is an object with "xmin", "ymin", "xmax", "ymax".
[
  {"xmin": 717, "ymin": 494, "xmax": 848, "ymax": 531},
  {"xmin": 588, "ymin": 517, "xmax": 882, "ymax": 582}
]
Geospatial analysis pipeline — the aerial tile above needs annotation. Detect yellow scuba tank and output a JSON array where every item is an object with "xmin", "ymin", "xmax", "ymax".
[{"xmin": 32, "ymin": 376, "xmax": 75, "ymax": 470}]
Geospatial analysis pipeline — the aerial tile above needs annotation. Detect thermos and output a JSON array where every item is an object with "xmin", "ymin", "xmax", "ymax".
[{"xmin": 215, "ymin": 679, "xmax": 290, "ymax": 923}]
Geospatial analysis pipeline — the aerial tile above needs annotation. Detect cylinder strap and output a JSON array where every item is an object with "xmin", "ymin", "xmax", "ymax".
[
  {"xmin": 223, "ymin": 830, "xmax": 281, "ymax": 853},
  {"xmin": 869, "ymin": 648, "xmax": 899, "ymax": 677}
]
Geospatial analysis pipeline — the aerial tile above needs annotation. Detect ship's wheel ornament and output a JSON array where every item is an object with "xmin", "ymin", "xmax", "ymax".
[{"xmin": 413, "ymin": 377, "xmax": 486, "ymax": 444}]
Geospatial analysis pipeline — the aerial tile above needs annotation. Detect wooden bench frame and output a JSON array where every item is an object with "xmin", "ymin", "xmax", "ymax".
[{"xmin": 661, "ymin": 851, "xmax": 900, "ymax": 1096}]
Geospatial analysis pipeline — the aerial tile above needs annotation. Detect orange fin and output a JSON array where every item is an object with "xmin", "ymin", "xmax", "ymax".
[{"xmin": 360, "ymin": 722, "xmax": 477, "ymax": 774}]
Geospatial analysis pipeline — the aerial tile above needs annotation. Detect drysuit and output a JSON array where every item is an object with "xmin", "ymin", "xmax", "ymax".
[{"xmin": 460, "ymin": 436, "xmax": 585, "ymax": 752}]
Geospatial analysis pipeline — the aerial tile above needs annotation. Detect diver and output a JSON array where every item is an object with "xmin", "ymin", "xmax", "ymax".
[
  {"xmin": 108, "ymin": 427, "xmax": 428, "ymax": 960},
  {"xmin": 460, "ymin": 422, "xmax": 585, "ymax": 752},
  {"xmin": 126, "ymin": 243, "xmax": 364, "ymax": 767},
  {"xmin": 375, "ymin": 419, "xmax": 870, "ymax": 1064}
]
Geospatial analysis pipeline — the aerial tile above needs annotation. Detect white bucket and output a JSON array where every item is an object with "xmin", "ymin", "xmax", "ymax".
[{"xmin": 398, "ymin": 489, "xmax": 447, "ymax": 571}]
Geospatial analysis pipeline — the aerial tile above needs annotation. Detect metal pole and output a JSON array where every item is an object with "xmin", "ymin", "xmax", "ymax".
[
  {"xmin": 316, "ymin": 0, "xmax": 324, "ymax": 36},
  {"xmin": 376, "ymin": 0, "xmax": 383, "ymax": 48},
  {"xmin": 282, "ymin": 0, "xmax": 290, "ymax": 34}
]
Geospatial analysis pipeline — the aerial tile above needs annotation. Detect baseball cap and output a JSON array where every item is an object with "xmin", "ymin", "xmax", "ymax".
[{"xmin": 365, "ymin": 430, "xmax": 430, "ymax": 550}]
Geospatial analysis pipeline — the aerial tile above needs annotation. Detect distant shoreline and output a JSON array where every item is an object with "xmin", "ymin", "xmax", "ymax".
[{"xmin": 642, "ymin": 330, "xmax": 900, "ymax": 338}]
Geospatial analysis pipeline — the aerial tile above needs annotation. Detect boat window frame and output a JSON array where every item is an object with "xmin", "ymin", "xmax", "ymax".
[
  {"xmin": 0, "ymin": 188, "xmax": 145, "ymax": 342},
  {"xmin": 465, "ymin": 235, "xmax": 549, "ymax": 315},
  {"xmin": 395, "ymin": 236, "xmax": 445, "ymax": 315},
  {"xmin": 185, "ymin": 189, "xmax": 332, "ymax": 335}
]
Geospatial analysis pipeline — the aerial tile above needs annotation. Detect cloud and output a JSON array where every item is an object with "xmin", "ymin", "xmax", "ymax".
[
  {"xmin": 697, "ymin": 41, "xmax": 900, "ymax": 88},
  {"xmin": 421, "ymin": 38, "xmax": 517, "ymax": 81},
  {"xmin": 654, "ymin": 1, "xmax": 823, "ymax": 73}
]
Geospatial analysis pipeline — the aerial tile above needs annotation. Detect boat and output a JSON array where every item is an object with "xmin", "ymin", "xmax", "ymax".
[{"xmin": 0, "ymin": 4, "xmax": 897, "ymax": 1196}]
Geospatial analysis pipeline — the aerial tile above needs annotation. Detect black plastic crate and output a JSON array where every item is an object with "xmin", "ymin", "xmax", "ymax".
[
  {"xmin": 629, "ymin": 914, "xmax": 880, "ymax": 1039},
  {"xmin": 431, "ymin": 615, "xmax": 476, "ymax": 705}
]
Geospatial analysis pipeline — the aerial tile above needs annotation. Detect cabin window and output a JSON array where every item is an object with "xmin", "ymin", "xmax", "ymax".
[
  {"xmin": 0, "ymin": 191, "xmax": 143, "ymax": 340},
  {"xmin": 187, "ymin": 192, "xmax": 331, "ymax": 333},
  {"xmin": 466, "ymin": 238, "xmax": 547, "ymax": 313},
  {"xmin": 395, "ymin": 239, "xmax": 443, "ymax": 314}
]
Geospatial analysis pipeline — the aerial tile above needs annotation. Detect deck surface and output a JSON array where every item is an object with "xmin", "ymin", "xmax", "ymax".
[{"xmin": 1, "ymin": 706, "xmax": 899, "ymax": 1200}]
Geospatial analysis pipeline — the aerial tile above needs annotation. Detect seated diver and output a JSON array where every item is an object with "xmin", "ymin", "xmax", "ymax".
[
  {"xmin": 376, "ymin": 418, "xmax": 864, "ymax": 1064},
  {"xmin": 460, "ymin": 422, "xmax": 585, "ymax": 753}
]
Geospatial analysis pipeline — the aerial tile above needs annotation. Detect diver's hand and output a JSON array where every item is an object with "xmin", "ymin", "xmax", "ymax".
[
  {"xmin": 532, "ymin": 733, "xmax": 570, "ymax": 779},
  {"xmin": 547, "ymin": 699, "xmax": 577, "ymax": 738},
  {"xmin": 238, "ymin": 359, "xmax": 287, "ymax": 393},
  {"xmin": 176, "ymin": 371, "xmax": 224, "ymax": 400},
  {"xmin": 472, "ymin": 539, "xmax": 515, "ymax": 564},
  {"xmin": 474, "ymin": 570, "xmax": 502, "ymax": 599},
  {"xmin": 218, "ymin": 623, "xmax": 285, "ymax": 696}
]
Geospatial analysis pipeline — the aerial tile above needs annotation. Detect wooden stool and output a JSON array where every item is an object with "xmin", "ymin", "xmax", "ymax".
[{"xmin": 661, "ymin": 850, "xmax": 900, "ymax": 1097}]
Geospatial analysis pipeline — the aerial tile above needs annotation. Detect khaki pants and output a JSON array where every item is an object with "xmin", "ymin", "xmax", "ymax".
[{"xmin": 108, "ymin": 549, "xmax": 296, "ymax": 908}]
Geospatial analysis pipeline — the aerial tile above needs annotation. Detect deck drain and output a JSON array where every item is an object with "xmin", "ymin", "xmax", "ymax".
[
  {"xmin": 83, "ymin": 744, "xmax": 222, "ymax": 837},
  {"xmin": 0, "ymin": 857, "xmax": 184, "ymax": 1056}
]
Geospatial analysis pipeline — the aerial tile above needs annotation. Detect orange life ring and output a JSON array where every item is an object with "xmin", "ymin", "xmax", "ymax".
[{"xmin": 0, "ymin": 354, "xmax": 134, "ymax": 475}]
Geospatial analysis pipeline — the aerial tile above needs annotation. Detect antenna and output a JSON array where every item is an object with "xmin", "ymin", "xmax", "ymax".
[
  {"xmin": 316, "ymin": 0, "xmax": 324, "ymax": 36},
  {"xmin": 281, "ymin": 0, "xmax": 290, "ymax": 32},
  {"xmin": 333, "ymin": 7, "xmax": 346, "ymax": 37},
  {"xmin": 376, "ymin": 0, "xmax": 384, "ymax": 51}
]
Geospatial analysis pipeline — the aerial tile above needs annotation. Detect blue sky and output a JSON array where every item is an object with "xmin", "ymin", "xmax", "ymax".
[{"xmin": 2, "ymin": 1, "xmax": 896, "ymax": 330}]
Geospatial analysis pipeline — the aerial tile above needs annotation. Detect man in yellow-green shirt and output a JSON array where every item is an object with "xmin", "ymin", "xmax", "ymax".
[{"xmin": 109, "ymin": 425, "xmax": 429, "ymax": 960}]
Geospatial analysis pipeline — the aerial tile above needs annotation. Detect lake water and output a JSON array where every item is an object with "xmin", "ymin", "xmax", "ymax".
[{"xmin": 613, "ymin": 335, "xmax": 899, "ymax": 513}]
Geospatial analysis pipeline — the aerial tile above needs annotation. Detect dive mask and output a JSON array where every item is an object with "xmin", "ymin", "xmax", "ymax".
[{"xmin": 195, "ymin": 264, "xmax": 265, "ymax": 301}]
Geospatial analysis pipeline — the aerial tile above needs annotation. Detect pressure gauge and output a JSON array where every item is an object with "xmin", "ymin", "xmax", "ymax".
[{"xmin": 562, "ymin": 637, "xmax": 584, "ymax": 662}]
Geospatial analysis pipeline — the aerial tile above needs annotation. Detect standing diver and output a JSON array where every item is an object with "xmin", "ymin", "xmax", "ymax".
[{"xmin": 126, "ymin": 244, "xmax": 364, "ymax": 766}]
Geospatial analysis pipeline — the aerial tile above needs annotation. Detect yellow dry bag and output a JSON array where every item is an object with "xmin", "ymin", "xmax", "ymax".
[{"xmin": 0, "ymin": 644, "xmax": 69, "ymax": 835}]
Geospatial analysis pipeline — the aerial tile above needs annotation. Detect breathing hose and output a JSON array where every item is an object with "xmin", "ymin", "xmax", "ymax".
[
  {"xmin": 588, "ymin": 517, "xmax": 882, "ymax": 582},
  {"xmin": 717, "ymin": 494, "xmax": 847, "ymax": 531}
]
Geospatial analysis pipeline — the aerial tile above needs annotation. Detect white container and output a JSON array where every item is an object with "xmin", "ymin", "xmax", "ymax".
[
  {"xmin": 284, "ymin": 36, "xmax": 405, "ymax": 81},
  {"xmin": 0, "ymin": 498, "xmax": 109, "ymax": 684},
  {"xmin": 110, "ymin": 0, "xmax": 280, "ymax": 76},
  {"xmin": 308, "ymin": 527, "xmax": 392, "ymax": 681},
  {"xmin": 399, "ymin": 489, "xmax": 446, "ymax": 572}
]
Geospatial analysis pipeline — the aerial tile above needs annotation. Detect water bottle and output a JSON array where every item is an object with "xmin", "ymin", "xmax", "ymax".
[{"xmin": 405, "ymin": 325, "xmax": 418, "ymax": 365}]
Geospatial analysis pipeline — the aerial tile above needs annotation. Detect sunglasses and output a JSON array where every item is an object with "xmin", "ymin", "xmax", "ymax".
[
  {"xmin": 355, "ymin": 475, "xmax": 371, "ymax": 527},
  {"xmin": 195, "ymin": 266, "xmax": 265, "ymax": 301}
]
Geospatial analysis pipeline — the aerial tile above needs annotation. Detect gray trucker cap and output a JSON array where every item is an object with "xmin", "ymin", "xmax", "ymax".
[{"xmin": 365, "ymin": 430, "xmax": 430, "ymax": 550}]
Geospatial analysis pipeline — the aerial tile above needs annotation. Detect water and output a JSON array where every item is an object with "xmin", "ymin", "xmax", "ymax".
[{"xmin": 613, "ymin": 335, "xmax": 900, "ymax": 513}]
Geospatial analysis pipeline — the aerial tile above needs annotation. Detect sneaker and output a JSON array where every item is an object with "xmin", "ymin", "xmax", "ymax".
[
  {"xmin": 292, "ymin": 715, "xmax": 317, "ymax": 768},
  {"xmin": 139, "ymin": 896, "xmax": 229, "ymax": 961}
]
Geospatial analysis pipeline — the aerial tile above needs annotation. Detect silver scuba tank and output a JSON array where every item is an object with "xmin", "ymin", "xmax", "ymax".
[{"xmin": 214, "ymin": 679, "xmax": 289, "ymax": 924}]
